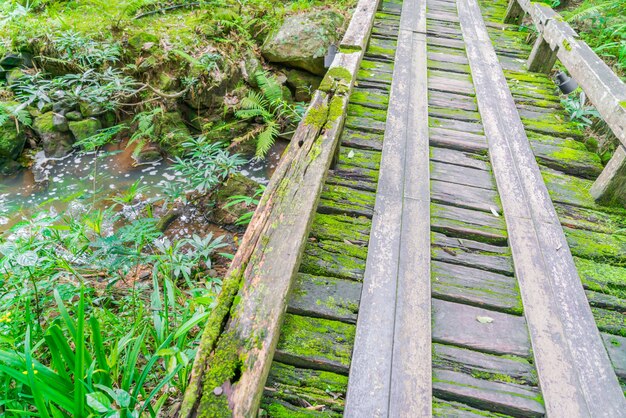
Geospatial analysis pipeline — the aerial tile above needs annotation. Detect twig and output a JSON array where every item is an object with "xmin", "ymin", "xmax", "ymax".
[{"xmin": 133, "ymin": 2, "xmax": 202, "ymax": 20}]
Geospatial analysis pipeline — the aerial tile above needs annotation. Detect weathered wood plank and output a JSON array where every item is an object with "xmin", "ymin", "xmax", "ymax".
[
  {"xmin": 458, "ymin": 0, "xmax": 626, "ymax": 414},
  {"xmin": 430, "ymin": 127, "xmax": 488, "ymax": 153},
  {"xmin": 433, "ymin": 344, "xmax": 537, "ymax": 385},
  {"xmin": 432, "ymin": 369, "xmax": 545, "ymax": 417},
  {"xmin": 432, "ymin": 261, "xmax": 521, "ymax": 313},
  {"xmin": 431, "ymin": 179, "xmax": 501, "ymax": 213},
  {"xmin": 431, "ymin": 160, "xmax": 495, "ymax": 190},
  {"xmin": 288, "ymin": 273, "xmax": 361, "ymax": 324},
  {"xmin": 274, "ymin": 314, "xmax": 355, "ymax": 375},
  {"xmin": 432, "ymin": 299, "xmax": 531, "ymax": 357},
  {"xmin": 430, "ymin": 147, "xmax": 489, "ymax": 171}
]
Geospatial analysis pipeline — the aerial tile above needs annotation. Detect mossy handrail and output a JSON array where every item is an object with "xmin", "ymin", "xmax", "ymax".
[
  {"xmin": 176, "ymin": 0, "xmax": 380, "ymax": 416},
  {"xmin": 505, "ymin": 0, "xmax": 626, "ymax": 205}
]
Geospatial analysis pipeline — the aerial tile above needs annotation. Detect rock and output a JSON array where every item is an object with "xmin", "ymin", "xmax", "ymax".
[
  {"xmin": 287, "ymin": 69, "xmax": 321, "ymax": 101},
  {"xmin": 79, "ymin": 102, "xmax": 106, "ymax": 118},
  {"xmin": 100, "ymin": 111, "xmax": 116, "ymax": 128},
  {"xmin": 186, "ymin": 62, "xmax": 241, "ymax": 109},
  {"xmin": 65, "ymin": 111, "xmax": 83, "ymax": 121},
  {"xmin": 261, "ymin": 10, "xmax": 345, "ymax": 75},
  {"xmin": 158, "ymin": 73, "xmax": 177, "ymax": 91},
  {"xmin": 132, "ymin": 142, "xmax": 162, "ymax": 165},
  {"xmin": 52, "ymin": 99, "xmax": 76, "ymax": 116},
  {"xmin": 0, "ymin": 53, "xmax": 23, "ymax": 67},
  {"xmin": 240, "ymin": 56, "xmax": 261, "ymax": 87},
  {"xmin": 128, "ymin": 32, "xmax": 159, "ymax": 53},
  {"xmin": 32, "ymin": 111, "xmax": 74, "ymax": 158},
  {"xmin": 210, "ymin": 173, "xmax": 260, "ymax": 225},
  {"xmin": 6, "ymin": 68, "xmax": 26, "ymax": 86},
  {"xmin": 155, "ymin": 111, "xmax": 193, "ymax": 155},
  {"xmin": 69, "ymin": 118, "xmax": 102, "ymax": 142},
  {"xmin": 0, "ymin": 112, "xmax": 26, "ymax": 175},
  {"xmin": 53, "ymin": 113, "xmax": 69, "ymax": 132}
]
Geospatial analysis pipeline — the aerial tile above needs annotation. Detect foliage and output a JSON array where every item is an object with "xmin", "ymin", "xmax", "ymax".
[
  {"xmin": 563, "ymin": 0, "xmax": 626, "ymax": 76},
  {"xmin": 224, "ymin": 185, "xmax": 265, "ymax": 226},
  {"xmin": 163, "ymin": 137, "xmax": 245, "ymax": 202},
  {"xmin": 235, "ymin": 71, "xmax": 303, "ymax": 158},
  {"xmin": 128, "ymin": 107, "xmax": 163, "ymax": 157},
  {"xmin": 50, "ymin": 30, "xmax": 122, "ymax": 69},
  {"xmin": 561, "ymin": 91, "xmax": 600, "ymax": 128},
  {"xmin": 12, "ymin": 69, "xmax": 137, "ymax": 111},
  {"xmin": 0, "ymin": 101, "xmax": 31, "ymax": 127}
]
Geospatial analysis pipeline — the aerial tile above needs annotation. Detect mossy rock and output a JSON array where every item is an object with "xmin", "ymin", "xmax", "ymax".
[
  {"xmin": 65, "ymin": 111, "xmax": 83, "ymax": 122},
  {"xmin": 6, "ymin": 68, "xmax": 26, "ymax": 86},
  {"xmin": 287, "ymin": 69, "xmax": 321, "ymax": 102},
  {"xmin": 79, "ymin": 102, "xmax": 106, "ymax": 118},
  {"xmin": 155, "ymin": 111, "xmax": 193, "ymax": 154},
  {"xmin": 69, "ymin": 118, "xmax": 102, "ymax": 142},
  {"xmin": 210, "ymin": 173, "xmax": 260, "ymax": 225},
  {"xmin": 128, "ymin": 32, "xmax": 159, "ymax": 52},
  {"xmin": 32, "ymin": 111, "xmax": 74, "ymax": 158},
  {"xmin": 0, "ymin": 111, "xmax": 26, "ymax": 174},
  {"xmin": 261, "ymin": 10, "xmax": 345, "ymax": 75}
]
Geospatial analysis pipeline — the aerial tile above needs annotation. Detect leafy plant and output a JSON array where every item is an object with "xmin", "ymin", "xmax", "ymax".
[
  {"xmin": 235, "ymin": 71, "xmax": 302, "ymax": 158},
  {"xmin": 0, "ymin": 101, "xmax": 31, "ymax": 128},
  {"xmin": 50, "ymin": 30, "xmax": 122, "ymax": 69},
  {"xmin": 163, "ymin": 137, "xmax": 245, "ymax": 202},
  {"xmin": 561, "ymin": 91, "xmax": 600, "ymax": 128},
  {"xmin": 224, "ymin": 184, "xmax": 265, "ymax": 226}
]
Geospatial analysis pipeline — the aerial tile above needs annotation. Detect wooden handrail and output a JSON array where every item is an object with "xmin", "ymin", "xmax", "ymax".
[
  {"xmin": 505, "ymin": 0, "xmax": 626, "ymax": 205},
  {"xmin": 176, "ymin": 0, "xmax": 380, "ymax": 416}
]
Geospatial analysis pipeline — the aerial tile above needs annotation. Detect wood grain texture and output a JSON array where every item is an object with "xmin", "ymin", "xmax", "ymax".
[
  {"xmin": 458, "ymin": 0, "xmax": 626, "ymax": 414},
  {"xmin": 345, "ymin": 0, "xmax": 431, "ymax": 415}
]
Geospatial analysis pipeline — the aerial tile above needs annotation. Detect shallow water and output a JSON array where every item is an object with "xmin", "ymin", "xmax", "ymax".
[{"xmin": 0, "ymin": 139, "xmax": 288, "ymax": 233}]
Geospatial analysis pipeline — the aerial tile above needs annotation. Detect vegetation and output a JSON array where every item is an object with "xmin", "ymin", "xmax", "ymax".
[{"xmin": 0, "ymin": 138, "xmax": 244, "ymax": 415}]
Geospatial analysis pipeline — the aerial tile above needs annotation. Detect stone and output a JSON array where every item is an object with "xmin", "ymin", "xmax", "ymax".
[
  {"xmin": 69, "ymin": 118, "xmax": 102, "ymax": 142},
  {"xmin": 261, "ymin": 10, "xmax": 345, "ymax": 75},
  {"xmin": 186, "ymin": 62, "xmax": 241, "ymax": 109},
  {"xmin": 0, "ymin": 111, "xmax": 26, "ymax": 174},
  {"xmin": 79, "ymin": 102, "xmax": 106, "ymax": 118},
  {"xmin": 65, "ymin": 111, "xmax": 83, "ymax": 121},
  {"xmin": 53, "ymin": 113, "xmax": 69, "ymax": 132},
  {"xmin": 128, "ymin": 32, "xmax": 159, "ymax": 53},
  {"xmin": 287, "ymin": 69, "xmax": 322, "ymax": 102},
  {"xmin": 132, "ymin": 142, "xmax": 162, "ymax": 165},
  {"xmin": 0, "ymin": 53, "xmax": 23, "ymax": 67},
  {"xmin": 32, "ymin": 111, "xmax": 74, "ymax": 158},
  {"xmin": 155, "ymin": 111, "xmax": 193, "ymax": 155},
  {"xmin": 210, "ymin": 173, "xmax": 260, "ymax": 225},
  {"xmin": 6, "ymin": 68, "xmax": 26, "ymax": 86},
  {"xmin": 158, "ymin": 73, "xmax": 177, "ymax": 91}
]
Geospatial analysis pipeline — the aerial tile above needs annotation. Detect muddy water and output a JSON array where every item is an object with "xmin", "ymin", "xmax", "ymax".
[{"xmin": 0, "ymin": 139, "xmax": 288, "ymax": 233}]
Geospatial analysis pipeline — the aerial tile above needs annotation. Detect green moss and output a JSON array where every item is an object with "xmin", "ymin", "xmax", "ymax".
[
  {"xmin": 128, "ymin": 32, "xmax": 159, "ymax": 52},
  {"xmin": 276, "ymin": 314, "xmax": 355, "ymax": 366},
  {"xmin": 263, "ymin": 402, "xmax": 335, "ymax": 417},
  {"xmin": 69, "ymin": 118, "xmax": 102, "ymax": 142},
  {"xmin": 562, "ymin": 39, "xmax": 572, "ymax": 51},
  {"xmin": 305, "ymin": 102, "xmax": 330, "ymax": 128},
  {"xmin": 592, "ymin": 307, "xmax": 626, "ymax": 337},
  {"xmin": 319, "ymin": 66, "xmax": 353, "ymax": 92},
  {"xmin": 32, "ymin": 111, "xmax": 56, "ymax": 133},
  {"xmin": 326, "ymin": 95, "xmax": 345, "ymax": 126}
]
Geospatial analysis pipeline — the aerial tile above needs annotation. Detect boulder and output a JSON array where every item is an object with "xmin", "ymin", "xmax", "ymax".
[
  {"xmin": 0, "ymin": 113, "xmax": 26, "ymax": 175},
  {"xmin": 286, "ymin": 69, "xmax": 321, "ymax": 101},
  {"xmin": 6, "ymin": 68, "xmax": 26, "ymax": 86},
  {"xmin": 261, "ymin": 10, "xmax": 344, "ymax": 75},
  {"xmin": 32, "ymin": 111, "xmax": 74, "ymax": 158},
  {"xmin": 69, "ymin": 118, "xmax": 102, "ymax": 142},
  {"xmin": 210, "ymin": 173, "xmax": 260, "ymax": 225},
  {"xmin": 128, "ymin": 32, "xmax": 159, "ymax": 53},
  {"xmin": 65, "ymin": 111, "xmax": 83, "ymax": 121},
  {"xmin": 156, "ymin": 111, "xmax": 193, "ymax": 155},
  {"xmin": 185, "ymin": 62, "xmax": 241, "ymax": 109}
]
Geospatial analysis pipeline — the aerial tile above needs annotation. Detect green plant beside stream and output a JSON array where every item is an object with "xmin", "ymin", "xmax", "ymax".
[{"xmin": 0, "ymin": 139, "xmax": 245, "ymax": 416}]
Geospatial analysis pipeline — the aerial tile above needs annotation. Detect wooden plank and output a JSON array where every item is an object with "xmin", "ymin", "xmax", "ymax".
[
  {"xmin": 430, "ymin": 127, "xmax": 488, "ymax": 153},
  {"xmin": 432, "ymin": 299, "xmax": 531, "ymax": 357},
  {"xmin": 527, "ymin": 35, "xmax": 558, "ymax": 73},
  {"xmin": 591, "ymin": 145, "xmax": 626, "ymax": 205},
  {"xmin": 431, "ymin": 160, "xmax": 495, "ymax": 190},
  {"xmin": 345, "ymin": 1, "xmax": 431, "ymax": 414},
  {"xmin": 458, "ymin": 0, "xmax": 626, "ymax": 414},
  {"xmin": 432, "ymin": 261, "xmax": 521, "ymax": 313},
  {"xmin": 341, "ymin": 0, "xmax": 381, "ymax": 51},
  {"xmin": 430, "ymin": 147, "xmax": 489, "ymax": 171},
  {"xmin": 433, "ymin": 343, "xmax": 537, "ymax": 385},
  {"xmin": 431, "ymin": 179, "xmax": 501, "ymax": 213},
  {"xmin": 503, "ymin": 0, "xmax": 525, "ymax": 24},
  {"xmin": 432, "ymin": 369, "xmax": 545, "ymax": 417}
]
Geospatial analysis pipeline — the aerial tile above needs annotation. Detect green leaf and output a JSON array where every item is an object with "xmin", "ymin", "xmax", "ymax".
[{"xmin": 86, "ymin": 392, "xmax": 111, "ymax": 413}]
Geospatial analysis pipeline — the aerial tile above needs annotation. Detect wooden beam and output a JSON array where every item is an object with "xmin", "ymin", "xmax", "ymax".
[
  {"xmin": 527, "ymin": 35, "xmax": 558, "ymax": 73},
  {"xmin": 514, "ymin": 1, "xmax": 626, "ymax": 204},
  {"xmin": 458, "ymin": 0, "xmax": 626, "ymax": 415},
  {"xmin": 590, "ymin": 145, "xmax": 626, "ymax": 205},
  {"xmin": 345, "ymin": 0, "xmax": 431, "ymax": 415},
  {"xmin": 503, "ymin": 0, "xmax": 525, "ymax": 24},
  {"xmin": 178, "ymin": 0, "xmax": 380, "ymax": 414}
]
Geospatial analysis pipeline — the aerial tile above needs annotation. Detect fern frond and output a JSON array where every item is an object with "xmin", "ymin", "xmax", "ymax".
[
  {"xmin": 566, "ymin": 1, "xmax": 617, "ymax": 22},
  {"xmin": 255, "ymin": 71, "xmax": 283, "ymax": 103},
  {"xmin": 255, "ymin": 121, "xmax": 279, "ymax": 159}
]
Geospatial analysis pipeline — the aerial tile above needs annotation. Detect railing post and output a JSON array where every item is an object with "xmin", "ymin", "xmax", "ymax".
[
  {"xmin": 527, "ymin": 35, "xmax": 558, "ymax": 73},
  {"xmin": 590, "ymin": 145, "xmax": 626, "ymax": 205},
  {"xmin": 504, "ymin": 0, "xmax": 525, "ymax": 24}
]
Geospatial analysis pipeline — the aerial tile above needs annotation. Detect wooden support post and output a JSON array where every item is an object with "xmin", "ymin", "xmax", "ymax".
[
  {"xmin": 590, "ymin": 145, "xmax": 626, "ymax": 206},
  {"xmin": 504, "ymin": 0, "xmax": 525, "ymax": 24},
  {"xmin": 527, "ymin": 35, "xmax": 558, "ymax": 73}
]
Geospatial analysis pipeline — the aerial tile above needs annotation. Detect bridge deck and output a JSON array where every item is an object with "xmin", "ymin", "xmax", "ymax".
[{"xmin": 259, "ymin": 0, "xmax": 626, "ymax": 416}]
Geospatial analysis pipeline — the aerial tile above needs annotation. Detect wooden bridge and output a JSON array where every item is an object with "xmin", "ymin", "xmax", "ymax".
[{"xmin": 178, "ymin": 0, "xmax": 626, "ymax": 416}]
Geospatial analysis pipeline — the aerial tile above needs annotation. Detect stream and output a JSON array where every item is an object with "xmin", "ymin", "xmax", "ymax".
[{"xmin": 0, "ymin": 140, "xmax": 287, "ymax": 234}]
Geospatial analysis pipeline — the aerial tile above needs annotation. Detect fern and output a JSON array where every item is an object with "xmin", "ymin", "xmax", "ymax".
[
  {"xmin": 0, "ymin": 102, "xmax": 32, "ymax": 129},
  {"xmin": 235, "ymin": 71, "xmax": 302, "ymax": 158}
]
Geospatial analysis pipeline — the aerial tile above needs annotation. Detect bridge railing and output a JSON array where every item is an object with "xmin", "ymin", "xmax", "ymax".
[
  {"xmin": 176, "ymin": 0, "xmax": 380, "ymax": 416},
  {"xmin": 505, "ymin": 0, "xmax": 626, "ymax": 206}
]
